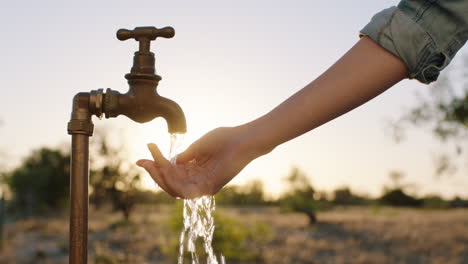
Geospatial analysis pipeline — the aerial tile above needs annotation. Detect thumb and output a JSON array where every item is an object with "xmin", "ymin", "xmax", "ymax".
[{"xmin": 147, "ymin": 143, "xmax": 171, "ymax": 168}]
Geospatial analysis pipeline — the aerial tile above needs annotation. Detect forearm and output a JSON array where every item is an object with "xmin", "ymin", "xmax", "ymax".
[{"xmin": 241, "ymin": 37, "xmax": 408, "ymax": 157}]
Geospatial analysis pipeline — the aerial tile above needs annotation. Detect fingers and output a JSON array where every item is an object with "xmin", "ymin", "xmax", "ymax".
[
  {"xmin": 136, "ymin": 160, "xmax": 179, "ymax": 197},
  {"xmin": 136, "ymin": 159, "xmax": 158, "ymax": 168},
  {"xmin": 147, "ymin": 143, "xmax": 171, "ymax": 168},
  {"xmin": 177, "ymin": 143, "xmax": 198, "ymax": 164}
]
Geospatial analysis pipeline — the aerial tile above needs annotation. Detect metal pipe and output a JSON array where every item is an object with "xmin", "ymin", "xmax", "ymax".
[
  {"xmin": 0, "ymin": 193, "xmax": 4, "ymax": 250},
  {"xmin": 68, "ymin": 92, "xmax": 93, "ymax": 264},
  {"xmin": 69, "ymin": 134, "xmax": 89, "ymax": 264}
]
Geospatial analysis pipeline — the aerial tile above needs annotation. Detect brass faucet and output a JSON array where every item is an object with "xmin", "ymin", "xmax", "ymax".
[{"xmin": 67, "ymin": 26, "xmax": 186, "ymax": 264}]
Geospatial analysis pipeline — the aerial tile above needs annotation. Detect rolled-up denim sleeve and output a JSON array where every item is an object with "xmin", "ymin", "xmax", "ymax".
[{"xmin": 360, "ymin": 0, "xmax": 468, "ymax": 84}]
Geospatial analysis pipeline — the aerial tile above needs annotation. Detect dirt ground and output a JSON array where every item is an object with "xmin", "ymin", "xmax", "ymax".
[{"xmin": 1, "ymin": 205, "xmax": 467, "ymax": 264}]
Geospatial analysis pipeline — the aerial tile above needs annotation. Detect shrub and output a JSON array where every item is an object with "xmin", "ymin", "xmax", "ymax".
[
  {"xmin": 448, "ymin": 196, "xmax": 468, "ymax": 208},
  {"xmin": 216, "ymin": 180, "xmax": 268, "ymax": 206},
  {"xmin": 379, "ymin": 189, "xmax": 422, "ymax": 207},
  {"xmin": 278, "ymin": 167, "xmax": 325, "ymax": 225},
  {"xmin": 280, "ymin": 191, "xmax": 318, "ymax": 224},
  {"xmin": 422, "ymin": 195, "xmax": 448, "ymax": 209},
  {"xmin": 332, "ymin": 187, "xmax": 369, "ymax": 206},
  {"xmin": 7, "ymin": 147, "xmax": 70, "ymax": 216},
  {"xmin": 95, "ymin": 254, "xmax": 119, "ymax": 264}
]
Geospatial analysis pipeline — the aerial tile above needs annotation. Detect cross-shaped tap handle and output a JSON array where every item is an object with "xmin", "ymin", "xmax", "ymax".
[{"xmin": 117, "ymin": 26, "xmax": 175, "ymax": 54}]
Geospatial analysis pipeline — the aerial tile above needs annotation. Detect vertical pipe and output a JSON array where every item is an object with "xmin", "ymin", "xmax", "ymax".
[
  {"xmin": 0, "ymin": 193, "xmax": 4, "ymax": 250},
  {"xmin": 70, "ymin": 134, "xmax": 89, "ymax": 264}
]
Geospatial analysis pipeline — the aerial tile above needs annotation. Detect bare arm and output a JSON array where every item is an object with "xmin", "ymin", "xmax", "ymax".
[
  {"xmin": 241, "ymin": 36, "xmax": 408, "ymax": 156},
  {"xmin": 137, "ymin": 36, "xmax": 409, "ymax": 198}
]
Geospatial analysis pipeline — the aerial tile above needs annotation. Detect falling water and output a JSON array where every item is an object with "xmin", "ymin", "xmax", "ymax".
[
  {"xmin": 169, "ymin": 133, "xmax": 185, "ymax": 164},
  {"xmin": 168, "ymin": 133, "xmax": 225, "ymax": 264},
  {"xmin": 178, "ymin": 196, "xmax": 225, "ymax": 264}
]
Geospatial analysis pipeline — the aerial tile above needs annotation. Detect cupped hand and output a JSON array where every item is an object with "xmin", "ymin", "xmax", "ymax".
[{"xmin": 136, "ymin": 126, "xmax": 260, "ymax": 199}]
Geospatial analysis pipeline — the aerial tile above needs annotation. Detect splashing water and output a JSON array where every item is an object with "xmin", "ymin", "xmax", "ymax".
[
  {"xmin": 168, "ymin": 133, "xmax": 225, "ymax": 264},
  {"xmin": 178, "ymin": 196, "xmax": 225, "ymax": 264}
]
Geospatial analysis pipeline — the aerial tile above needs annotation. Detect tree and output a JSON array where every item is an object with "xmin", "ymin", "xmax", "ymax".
[
  {"xmin": 380, "ymin": 171, "xmax": 422, "ymax": 207},
  {"xmin": 216, "ymin": 180, "xmax": 267, "ymax": 206},
  {"xmin": 279, "ymin": 167, "xmax": 319, "ymax": 225},
  {"xmin": 241, "ymin": 180, "xmax": 265, "ymax": 205},
  {"xmin": 89, "ymin": 128, "xmax": 142, "ymax": 220},
  {"xmin": 421, "ymin": 194, "xmax": 447, "ymax": 209},
  {"xmin": 391, "ymin": 58, "xmax": 468, "ymax": 176},
  {"xmin": 7, "ymin": 148, "xmax": 70, "ymax": 216},
  {"xmin": 332, "ymin": 187, "xmax": 368, "ymax": 206},
  {"xmin": 380, "ymin": 189, "xmax": 422, "ymax": 207},
  {"xmin": 448, "ymin": 196, "xmax": 468, "ymax": 208}
]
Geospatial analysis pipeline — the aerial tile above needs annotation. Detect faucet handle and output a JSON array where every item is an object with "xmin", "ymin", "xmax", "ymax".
[
  {"xmin": 117, "ymin": 26, "xmax": 175, "ymax": 54},
  {"xmin": 117, "ymin": 26, "xmax": 175, "ymax": 41}
]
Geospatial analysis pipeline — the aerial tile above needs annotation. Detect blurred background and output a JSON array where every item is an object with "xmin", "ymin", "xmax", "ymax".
[{"xmin": 0, "ymin": 0, "xmax": 467, "ymax": 263}]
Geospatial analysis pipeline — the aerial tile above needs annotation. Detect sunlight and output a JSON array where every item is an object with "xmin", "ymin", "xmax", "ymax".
[{"xmin": 121, "ymin": 118, "xmax": 198, "ymax": 190}]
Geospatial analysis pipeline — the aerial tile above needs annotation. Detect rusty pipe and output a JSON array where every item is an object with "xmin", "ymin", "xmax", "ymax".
[
  {"xmin": 69, "ymin": 134, "xmax": 89, "ymax": 264},
  {"xmin": 67, "ymin": 93, "xmax": 93, "ymax": 264}
]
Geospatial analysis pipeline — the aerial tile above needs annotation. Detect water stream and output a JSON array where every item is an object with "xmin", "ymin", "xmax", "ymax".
[
  {"xmin": 169, "ymin": 133, "xmax": 185, "ymax": 165},
  {"xmin": 168, "ymin": 134, "xmax": 225, "ymax": 264}
]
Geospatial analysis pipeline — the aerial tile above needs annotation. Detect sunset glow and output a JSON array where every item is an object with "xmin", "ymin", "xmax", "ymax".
[{"xmin": 1, "ymin": 0, "xmax": 467, "ymax": 198}]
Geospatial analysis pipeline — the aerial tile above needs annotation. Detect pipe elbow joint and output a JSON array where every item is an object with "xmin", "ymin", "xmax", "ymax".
[
  {"xmin": 71, "ymin": 92, "xmax": 91, "ymax": 120},
  {"xmin": 68, "ymin": 92, "xmax": 94, "ymax": 136}
]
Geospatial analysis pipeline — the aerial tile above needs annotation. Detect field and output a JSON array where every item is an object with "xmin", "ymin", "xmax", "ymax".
[{"xmin": 1, "ymin": 205, "xmax": 467, "ymax": 264}]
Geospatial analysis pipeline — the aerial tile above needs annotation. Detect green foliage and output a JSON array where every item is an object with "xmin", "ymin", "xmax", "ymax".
[
  {"xmin": 280, "ymin": 192, "xmax": 317, "ymax": 224},
  {"xmin": 379, "ymin": 189, "xmax": 422, "ymax": 207},
  {"xmin": 95, "ymin": 254, "xmax": 119, "ymax": 264},
  {"xmin": 108, "ymin": 218, "xmax": 137, "ymax": 232},
  {"xmin": 7, "ymin": 147, "xmax": 70, "ymax": 216},
  {"xmin": 279, "ymin": 167, "xmax": 323, "ymax": 225},
  {"xmin": 164, "ymin": 201, "xmax": 273, "ymax": 263},
  {"xmin": 421, "ymin": 195, "xmax": 448, "ymax": 209},
  {"xmin": 393, "ymin": 60, "xmax": 468, "ymax": 176},
  {"xmin": 332, "ymin": 187, "xmax": 369, "ymax": 205},
  {"xmin": 213, "ymin": 213, "xmax": 272, "ymax": 262},
  {"xmin": 216, "ymin": 180, "xmax": 268, "ymax": 206},
  {"xmin": 0, "ymin": 195, "xmax": 4, "ymax": 249},
  {"xmin": 448, "ymin": 196, "xmax": 468, "ymax": 208},
  {"xmin": 398, "ymin": 69, "xmax": 468, "ymax": 141}
]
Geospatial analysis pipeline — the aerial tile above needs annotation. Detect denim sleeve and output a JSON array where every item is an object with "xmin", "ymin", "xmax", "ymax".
[{"xmin": 360, "ymin": 0, "xmax": 468, "ymax": 84}]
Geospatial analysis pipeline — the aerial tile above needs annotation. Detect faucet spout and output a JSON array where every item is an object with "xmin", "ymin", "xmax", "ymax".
[
  {"xmin": 155, "ymin": 96, "xmax": 187, "ymax": 134},
  {"xmin": 103, "ymin": 78, "xmax": 187, "ymax": 134}
]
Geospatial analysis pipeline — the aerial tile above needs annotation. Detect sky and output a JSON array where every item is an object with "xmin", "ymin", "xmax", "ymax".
[{"xmin": 1, "ymin": 0, "xmax": 467, "ymax": 198}]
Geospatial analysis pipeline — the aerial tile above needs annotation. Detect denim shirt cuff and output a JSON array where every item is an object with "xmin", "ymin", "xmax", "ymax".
[{"xmin": 359, "ymin": 7, "xmax": 449, "ymax": 84}]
